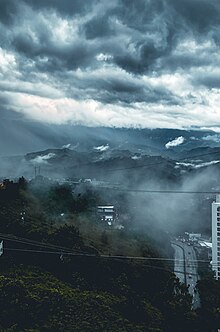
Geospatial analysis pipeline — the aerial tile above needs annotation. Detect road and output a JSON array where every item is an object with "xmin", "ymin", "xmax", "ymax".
[
  {"xmin": 172, "ymin": 240, "xmax": 200, "ymax": 309},
  {"xmin": 171, "ymin": 242, "xmax": 185, "ymax": 284},
  {"xmin": 182, "ymin": 241, "xmax": 200, "ymax": 309}
]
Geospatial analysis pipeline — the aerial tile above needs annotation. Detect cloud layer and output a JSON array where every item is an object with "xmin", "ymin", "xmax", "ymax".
[
  {"xmin": 30, "ymin": 152, "xmax": 56, "ymax": 164},
  {"xmin": 1, "ymin": 0, "xmax": 220, "ymax": 129},
  {"xmin": 165, "ymin": 136, "xmax": 185, "ymax": 149}
]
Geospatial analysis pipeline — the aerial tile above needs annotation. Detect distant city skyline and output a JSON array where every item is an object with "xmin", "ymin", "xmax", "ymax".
[{"xmin": 1, "ymin": 0, "xmax": 220, "ymax": 130}]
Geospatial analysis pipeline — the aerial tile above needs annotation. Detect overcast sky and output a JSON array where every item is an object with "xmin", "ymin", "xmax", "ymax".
[{"xmin": 1, "ymin": 0, "xmax": 220, "ymax": 129}]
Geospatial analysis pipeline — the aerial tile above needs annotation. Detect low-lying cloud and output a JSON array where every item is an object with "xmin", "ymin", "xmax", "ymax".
[
  {"xmin": 176, "ymin": 160, "xmax": 220, "ymax": 169},
  {"xmin": 165, "ymin": 136, "xmax": 185, "ymax": 149},
  {"xmin": 30, "ymin": 153, "xmax": 56, "ymax": 164},
  {"xmin": 94, "ymin": 144, "xmax": 109, "ymax": 152},
  {"xmin": 62, "ymin": 143, "xmax": 72, "ymax": 149},
  {"xmin": 202, "ymin": 134, "xmax": 220, "ymax": 143}
]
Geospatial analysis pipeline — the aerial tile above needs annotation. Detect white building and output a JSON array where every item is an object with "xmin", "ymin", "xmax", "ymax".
[
  {"xmin": 97, "ymin": 206, "xmax": 115, "ymax": 225},
  {"xmin": 212, "ymin": 195, "xmax": 220, "ymax": 279},
  {"xmin": 188, "ymin": 233, "xmax": 202, "ymax": 242}
]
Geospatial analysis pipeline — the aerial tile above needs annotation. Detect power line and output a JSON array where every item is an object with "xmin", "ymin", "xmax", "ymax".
[
  {"xmin": 3, "ymin": 233, "xmax": 211, "ymax": 269},
  {"xmin": 0, "ymin": 234, "xmax": 213, "ymax": 265},
  {"xmin": 4, "ymin": 247, "xmax": 215, "ymax": 280},
  {"xmin": 4, "ymin": 248, "xmax": 68, "ymax": 255},
  {"xmin": 0, "ymin": 249, "xmax": 200, "ymax": 277},
  {"xmin": 0, "ymin": 233, "xmax": 90, "ymax": 255},
  {"xmin": 97, "ymin": 187, "xmax": 220, "ymax": 194},
  {"xmin": 68, "ymin": 150, "xmax": 220, "ymax": 173},
  {"xmin": 3, "ymin": 247, "xmax": 213, "ymax": 264},
  {"xmin": 2, "ymin": 239, "xmax": 214, "ymax": 271}
]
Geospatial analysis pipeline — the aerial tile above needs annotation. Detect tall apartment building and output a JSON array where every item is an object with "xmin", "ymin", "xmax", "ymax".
[{"xmin": 212, "ymin": 195, "xmax": 220, "ymax": 279}]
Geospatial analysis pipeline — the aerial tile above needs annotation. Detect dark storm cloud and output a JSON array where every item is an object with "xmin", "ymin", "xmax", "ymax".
[
  {"xmin": 62, "ymin": 73, "xmax": 181, "ymax": 105},
  {"xmin": 0, "ymin": 0, "xmax": 19, "ymax": 25},
  {"xmin": 167, "ymin": 0, "xmax": 220, "ymax": 33},
  {"xmin": 160, "ymin": 54, "xmax": 209, "ymax": 71},
  {"xmin": 1, "ymin": 0, "xmax": 220, "ymax": 71},
  {"xmin": 193, "ymin": 73, "xmax": 220, "ymax": 89},
  {"xmin": 84, "ymin": 13, "xmax": 115, "ymax": 40},
  {"xmin": 13, "ymin": 33, "xmax": 95, "ymax": 71},
  {"xmin": 0, "ymin": 0, "xmax": 220, "ymax": 129},
  {"xmin": 112, "ymin": 0, "xmax": 217, "ymax": 74},
  {"xmin": 23, "ymin": 0, "xmax": 96, "ymax": 17}
]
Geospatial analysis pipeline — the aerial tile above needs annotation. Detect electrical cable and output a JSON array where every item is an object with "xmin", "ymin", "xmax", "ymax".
[
  {"xmin": 97, "ymin": 187, "xmax": 220, "ymax": 194},
  {"xmin": 4, "ymin": 247, "xmax": 215, "ymax": 278},
  {"xmin": 0, "ymin": 233, "xmax": 91, "ymax": 255},
  {"xmin": 3, "ymin": 246, "xmax": 215, "ymax": 264},
  {"xmin": 68, "ymin": 150, "xmax": 220, "ymax": 173}
]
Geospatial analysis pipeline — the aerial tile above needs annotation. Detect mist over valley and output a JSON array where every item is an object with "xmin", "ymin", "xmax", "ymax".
[{"xmin": 1, "ymin": 126, "xmax": 219, "ymax": 237}]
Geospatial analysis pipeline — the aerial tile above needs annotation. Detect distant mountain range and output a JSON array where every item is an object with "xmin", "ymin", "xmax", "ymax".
[
  {"xmin": 1, "ymin": 126, "xmax": 220, "ymax": 190},
  {"xmin": 1, "ymin": 122, "xmax": 220, "ymax": 157}
]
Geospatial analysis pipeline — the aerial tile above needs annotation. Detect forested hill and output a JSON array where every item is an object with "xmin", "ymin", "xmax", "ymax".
[{"xmin": 0, "ymin": 178, "xmax": 219, "ymax": 331}]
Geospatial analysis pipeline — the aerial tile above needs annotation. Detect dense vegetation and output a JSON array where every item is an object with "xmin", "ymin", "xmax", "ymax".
[{"xmin": 0, "ymin": 178, "xmax": 219, "ymax": 331}]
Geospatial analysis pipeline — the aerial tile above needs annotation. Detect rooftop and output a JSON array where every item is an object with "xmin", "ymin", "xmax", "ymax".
[{"xmin": 97, "ymin": 206, "xmax": 114, "ymax": 209}]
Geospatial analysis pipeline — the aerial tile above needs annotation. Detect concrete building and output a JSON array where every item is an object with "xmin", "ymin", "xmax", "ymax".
[
  {"xmin": 97, "ymin": 206, "xmax": 115, "ymax": 226},
  {"xmin": 185, "ymin": 232, "xmax": 202, "ymax": 242},
  {"xmin": 212, "ymin": 195, "xmax": 220, "ymax": 279}
]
